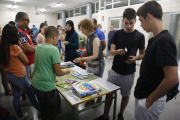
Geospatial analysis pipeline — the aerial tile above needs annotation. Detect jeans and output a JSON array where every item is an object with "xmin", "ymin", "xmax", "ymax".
[
  {"xmin": 95, "ymin": 68, "xmax": 105, "ymax": 101},
  {"xmin": 25, "ymin": 65, "xmax": 31, "ymax": 80},
  {"xmin": 57, "ymin": 40, "xmax": 61, "ymax": 54},
  {"xmin": 6, "ymin": 72, "xmax": 40, "ymax": 117}
]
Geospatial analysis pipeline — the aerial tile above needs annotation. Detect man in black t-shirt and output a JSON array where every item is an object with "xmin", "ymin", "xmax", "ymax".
[
  {"xmin": 134, "ymin": 1, "xmax": 179, "ymax": 120},
  {"xmin": 95, "ymin": 8, "xmax": 145, "ymax": 120}
]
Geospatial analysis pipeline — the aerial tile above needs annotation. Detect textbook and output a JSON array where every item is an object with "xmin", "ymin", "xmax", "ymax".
[
  {"xmin": 71, "ymin": 72, "xmax": 94, "ymax": 79},
  {"xmin": 61, "ymin": 61, "xmax": 75, "ymax": 69},
  {"xmin": 72, "ymin": 81, "xmax": 101, "ymax": 98},
  {"xmin": 56, "ymin": 78, "xmax": 81, "ymax": 89}
]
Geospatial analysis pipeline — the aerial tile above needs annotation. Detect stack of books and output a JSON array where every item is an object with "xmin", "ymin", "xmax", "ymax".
[
  {"xmin": 71, "ymin": 72, "xmax": 94, "ymax": 79},
  {"xmin": 72, "ymin": 81, "xmax": 101, "ymax": 98},
  {"xmin": 61, "ymin": 61, "xmax": 75, "ymax": 69},
  {"xmin": 56, "ymin": 78, "xmax": 81, "ymax": 89}
]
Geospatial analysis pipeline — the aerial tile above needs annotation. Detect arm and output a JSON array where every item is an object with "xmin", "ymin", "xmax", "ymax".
[
  {"xmin": 53, "ymin": 64, "xmax": 70, "ymax": 76},
  {"xmin": 17, "ymin": 52, "xmax": 29, "ymax": 64},
  {"xmin": 73, "ymin": 38, "xmax": 100, "ymax": 63},
  {"xmin": 22, "ymin": 44, "xmax": 36, "ymax": 52},
  {"xmin": 60, "ymin": 35, "xmax": 65, "ymax": 42},
  {"xmin": 36, "ymin": 34, "xmax": 44, "ymax": 44},
  {"xmin": 64, "ymin": 33, "xmax": 79, "ymax": 48},
  {"xmin": 146, "ymin": 66, "xmax": 179, "ymax": 108},
  {"xmin": 101, "ymin": 40, "xmax": 106, "ymax": 51},
  {"xmin": 110, "ymin": 44, "xmax": 125, "ymax": 56}
]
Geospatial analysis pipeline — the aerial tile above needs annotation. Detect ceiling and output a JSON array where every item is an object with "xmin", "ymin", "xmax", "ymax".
[{"xmin": 0, "ymin": 0, "xmax": 98, "ymax": 13}]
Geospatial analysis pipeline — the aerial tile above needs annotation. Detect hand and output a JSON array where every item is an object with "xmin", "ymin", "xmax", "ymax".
[
  {"xmin": 73, "ymin": 58, "xmax": 81, "ymax": 63},
  {"xmin": 63, "ymin": 41, "xmax": 69, "ymax": 45},
  {"xmin": 118, "ymin": 49, "xmax": 125, "ymax": 55},
  {"xmin": 64, "ymin": 69, "xmax": 70, "ymax": 74},
  {"xmin": 125, "ymin": 56, "xmax": 136, "ymax": 64},
  {"xmin": 146, "ymin": 98, "xmax": 154, "ymax": 109}
]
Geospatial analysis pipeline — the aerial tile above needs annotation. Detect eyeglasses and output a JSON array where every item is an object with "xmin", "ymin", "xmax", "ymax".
[{"xmin": 23, "ymin": 19, "xmax": 30, "ymax": 22}]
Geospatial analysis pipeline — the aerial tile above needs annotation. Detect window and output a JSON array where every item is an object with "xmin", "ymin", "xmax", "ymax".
[
  {"xmin": 110, "ymin": 18, "xmax": 123, "ymax": 30},
  {"xmin": 81, "ymin": 6, "xmax": 86, "ymax": 15},
  {"xmin": 57, "ymin": 13, "xmax": 61, "ymax": 19},
  {"xmin": 92, "ymin": 3, "xmax": 95, "ymax": 13},
  {"xmin": 66, "ymin": 11, "xmax": 68, "ymax": 18},
  {"xmin": 100, "ymin": 0, "xmax": 105, "ymax": 10},
  {"xmin": 96, "ymin": 2, "xmax": 99, "ymax": 13},
  {"xmin": 70, "ymin": 10, "xmax": 73, "ymax": 17},
  {"xmin": 130, "ymin": 0, "xmax": 143, "ymax": 5},
  {"xmin": 75, "ymin": 8, "xmax": 80, "ymax": 16},
  {"xmin": 114, "ymin": 0, "xmax": 128, "ymax": 8},
  {"xmin": 106, "ymin": 0, "xmax": 112, "ymax": 9}
]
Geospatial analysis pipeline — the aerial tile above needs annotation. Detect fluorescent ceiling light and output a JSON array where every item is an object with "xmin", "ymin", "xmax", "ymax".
[
  {"xmin": 40, "ymin": 9, "xmax": 46, "ymax": 12},
  {"xmin": 52, "ymin": 3, "xmax": 60, "ymax": 8},
  {"xmin": 11, "ymin": 5, "xmax": 14, "ymax": 9},
  {"xmin": 14, "ymin": 0, "xmax": 17, "ymax": 3}
]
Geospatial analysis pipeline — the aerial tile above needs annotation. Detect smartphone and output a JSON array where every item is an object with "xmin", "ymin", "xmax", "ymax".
[{"xmin": 120, "ymin": 55, "xmax": 131, "ymax": 62}]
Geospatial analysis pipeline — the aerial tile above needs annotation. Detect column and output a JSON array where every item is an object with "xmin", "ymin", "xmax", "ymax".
[
  {"xmin": 62, "ymin": 10, "xmax": 66, "ymax": 29},
  {"xmin": 86, "ymin": 3, "xmax": 92, "ymax": 19}
]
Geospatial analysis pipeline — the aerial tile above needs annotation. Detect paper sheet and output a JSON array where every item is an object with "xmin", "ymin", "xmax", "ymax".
[
  {"xmin": 92, "ymin": 78, "xmax": 120, "ymax": 91},
  {"xmin": 71, "ymin": 65, "xmax": 83, "ymax": 71},
  {"xmin": 62, "ymin": 90, "xmax": 82, "ymax": 105},
  {"xmin": 77, "ymin": 70, "xmax": 93, "ymax": 75}
]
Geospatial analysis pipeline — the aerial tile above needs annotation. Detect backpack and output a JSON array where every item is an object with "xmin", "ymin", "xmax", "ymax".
[{"xmin": 166, "ymin": 83, "xmax": 179, "ymax": 102}]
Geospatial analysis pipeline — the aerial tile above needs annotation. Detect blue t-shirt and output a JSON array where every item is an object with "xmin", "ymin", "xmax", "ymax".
[
  {"xmin": 33, "ymin": 27, "xmax": 38, "ymax": 32},
  {"xmin": 94, "ymin": 28, "xmax": 105, "ymax": 41}
]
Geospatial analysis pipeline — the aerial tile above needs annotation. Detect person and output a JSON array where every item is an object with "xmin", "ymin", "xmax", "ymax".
[
  {"xmin": 31, "ymin": 25, "xmax": 38, "ymax": 43},
  {"xmin": 107, "ymin": 26, "xmax": 115, "ymax": 60},
  {"xmin": 0, "ymin": 24, "xmax": 13, "ymax": 96},
  {"xmin": 134, "ymin": 1, "xmax": 179, "ymax": 120},
  {"xmin": 91, "ymin": 19, "xmax": 106, "ymax": 51},
  {"xmin": 36, "ymin": 23, "xmax": 48, "ymax": 44},
  {"xmin": 74, "ymin": 18, "xmax": 105, "ymax": 106},
  {"xmin": 57, "ymin": 25, "xmax": 62, "ymax": 53},
  {"xmin": 95, "ymin": 8, "xmax": 145, "ymax": 120},
  {"xmin": 98, "ymin": 23, "xmax": 106, "ymax": 33},
  {"xmin": 63, "ymin": 20, "xmax": 79, "ymax": 66},
  {"xmin": 0, "ymin": 24, "xmax": 40, "ymax": 119},
  {"xmin": 60, "ymin": 29, "xmax": 66, "ymax": 61},
  {"xmin": 15, "ymin": 12, "xmax": 37, "ymax": 80},
  {"xmin": 31, "ymin": 26, "xmax": 70, "ymax": 120},
  {"xmin": 9, "ymin": 21, "xmax": 15, "ymax": 26}
]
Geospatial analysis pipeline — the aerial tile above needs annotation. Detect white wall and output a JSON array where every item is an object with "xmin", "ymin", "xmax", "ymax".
[{"xmin": 0, "ymin": 10, "xmax": 57, "ymax": 30}]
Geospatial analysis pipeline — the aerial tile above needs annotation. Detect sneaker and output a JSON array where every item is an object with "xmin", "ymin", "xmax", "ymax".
[
  {"xmin": 117, "ymin": 114, "xmax": 124, "ymax": 120},
  {"xmin": 21, "ymin": 99, "xmax": 31, "ymax": 106},
  {"xmin": 94, "ymin": 115, "xmax": 109, "ymax": 120},
  {"xmin": 18, "ymin": 112, "xmax": 28, "ymax": 120}
]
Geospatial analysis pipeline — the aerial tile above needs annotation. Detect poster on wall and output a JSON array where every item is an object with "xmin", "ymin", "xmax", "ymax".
[{"xmin": 102, "ymin": 16, "xmax": 104, "ymax": 21}]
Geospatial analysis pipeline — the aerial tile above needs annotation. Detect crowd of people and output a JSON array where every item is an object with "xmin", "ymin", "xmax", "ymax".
[{"xmin": 0, "ymin": 1, "xmax": 179, "ymax": 120}]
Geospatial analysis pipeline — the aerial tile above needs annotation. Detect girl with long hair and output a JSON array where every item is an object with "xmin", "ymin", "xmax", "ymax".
[
  {"xmin": 36, "ymin": 23, "xmax": 48, "ymax": 44},
  {"xmin": 0, "ymin": 24, "xmax": 40, "ymax": 119}
]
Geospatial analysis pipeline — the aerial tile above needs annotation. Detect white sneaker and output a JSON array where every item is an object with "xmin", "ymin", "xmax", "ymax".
[
  {"xmin": 18, "ymin": 112, "xmax": 28, "ymax": 120},
  {"xmin": 21, "ymin": 99, "xmax": 31, "ymax": 106}
]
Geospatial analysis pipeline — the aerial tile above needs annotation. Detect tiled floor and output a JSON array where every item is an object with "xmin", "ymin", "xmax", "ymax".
[{"xmin": 0, "ymin": 58, "xmax": 180, "ymax": 120}]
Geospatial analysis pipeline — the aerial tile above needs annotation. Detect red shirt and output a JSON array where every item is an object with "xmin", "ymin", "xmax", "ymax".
[{"xmin": 17, "ymin": 26, "xmax": 35, "ymax": 66}]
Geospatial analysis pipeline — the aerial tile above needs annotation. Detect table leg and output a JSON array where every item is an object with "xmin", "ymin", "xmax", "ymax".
[
  {"xmin": 72, "ymin": 106, "xmax": 76, "ymax": 120},
  {"xmin": 113, "ymin": 92, "xmax": 117, "ymax": 120}
]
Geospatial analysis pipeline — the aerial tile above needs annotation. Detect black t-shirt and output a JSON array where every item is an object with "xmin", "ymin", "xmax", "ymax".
[
  {"xmin": 111, "ymin": 29, "xmax": 145, "ymax": 75},
  {"xmin": 134, "ymin": 30, "xmax": 178, "ymax": 99}
]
